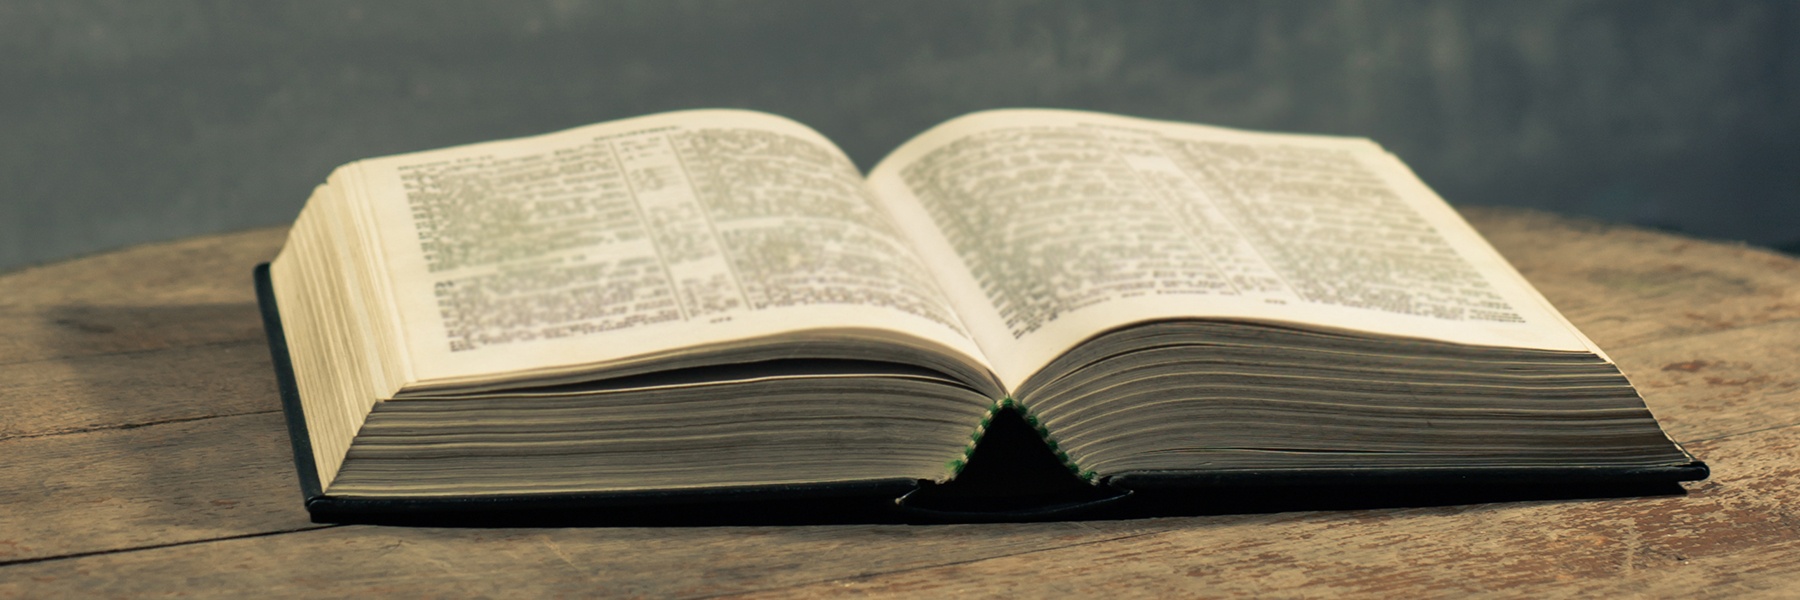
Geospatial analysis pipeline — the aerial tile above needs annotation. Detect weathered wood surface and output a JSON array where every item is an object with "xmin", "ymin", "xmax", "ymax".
[{"xmin": 1, "ymin": 207, "xmax": 1797, "ymax": 597}]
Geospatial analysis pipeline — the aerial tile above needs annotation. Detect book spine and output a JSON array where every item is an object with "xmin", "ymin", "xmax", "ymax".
[
  {"xmin": 947, "ymin": 401, "xmax": 1001, "ymax": 476},
  {"xmin": 1001, "ymin": 399, "xmax": 1094, "ymax": 483}
]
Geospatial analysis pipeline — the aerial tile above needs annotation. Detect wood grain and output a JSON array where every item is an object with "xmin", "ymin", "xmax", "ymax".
[
  {"xmin": 0, "ymin": 518, "xmax": 1163, "ymax": 598},
  {"xmin": 0, "ymin": 226, "xmax": 281, "ymax": 365},
  {"xmin": 0, "ymin": 227, "xmax": 284, "ymax": 311},
  {"xmin": 0, "ymin": 340, "xmax": 278, "ymax": 440},
  {"xmin": 0, "ymin": 413, "xmax": 316, "ymax": 564},
  {"xmin": 1606, "ymin": 320, "xmax": 1800, "ymax": 443},
  {"xmin": 0, "ymin": 403, "xmax": 1791, "ymax": 598},
  {"xmin": 0, "ymin": 209, "xmax": 1795, "ymax": 598},
  {"xmin": 1460, "ymin": 206, "xmax": 1800, "ymax": 352},
  {"xmin": 0, "ymin": 303, "xmax": 266, "ymax": 367},
  {"xmin": 0, "ymin": 228, "xmax": 283, "ymax": 438},
  {"xmin": 740, "ymin": 425, "xmax": 1800, "ymax": 598}
]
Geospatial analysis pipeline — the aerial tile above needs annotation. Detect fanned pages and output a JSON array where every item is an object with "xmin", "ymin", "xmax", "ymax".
[{"xmin": 865, "ymin": 109, "xmax": 1600, "ymax": 390}]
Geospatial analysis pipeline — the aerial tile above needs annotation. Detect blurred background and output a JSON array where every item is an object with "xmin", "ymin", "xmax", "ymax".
[{"xmin": 3, "ymin": 0, "xmax": 1797, "ymax": 272}]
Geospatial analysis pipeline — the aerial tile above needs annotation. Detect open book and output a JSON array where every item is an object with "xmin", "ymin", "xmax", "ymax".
[{"xmin": 260, "ymin": 108, "xmax": 1704, "ymax": 519}]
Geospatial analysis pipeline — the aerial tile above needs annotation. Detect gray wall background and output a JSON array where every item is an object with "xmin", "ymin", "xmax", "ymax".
[{"xmin": 4, "ymin": 0, "xmax": 1797, "ymax": 273}]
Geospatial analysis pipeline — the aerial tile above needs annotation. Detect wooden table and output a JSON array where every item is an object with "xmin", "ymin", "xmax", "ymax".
[{"xmin": 3, "ymin": 207, "xmax": 1797, "ymax": 597}]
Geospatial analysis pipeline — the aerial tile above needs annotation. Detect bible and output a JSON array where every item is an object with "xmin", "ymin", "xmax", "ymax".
[{"xmin": 258, "ymin": 108, "xmax": 1705, "ymax": 521}]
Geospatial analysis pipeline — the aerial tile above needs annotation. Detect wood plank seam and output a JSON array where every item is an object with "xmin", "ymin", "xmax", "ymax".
[
  {"xmin": 0, "ymin": 525, "xmax": 338, "ymax": 569},
  {"xmin": 1604, "ymin": 317, "xmax": 1800, "ymax": 353},
  {"xmin": 0, "ymin": 408, "xmax": 281, "ymax": 443},
  {"xmin": 684, "ymin": 529, "xmax": 1170, "ymax": 600},
  {"xmin": 0, "ymin": 337, "xmax": 266, "ymax": 369},
  {"xmin": 1681, "ymin": 420, "xmax": 1800, "ymax": 445}
]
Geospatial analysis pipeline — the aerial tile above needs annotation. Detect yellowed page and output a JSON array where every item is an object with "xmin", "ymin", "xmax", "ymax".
[
  {"xmin": 348, "ymin": 110, "xmax": 988, "ymax": 393},
  {"xmin": 866, "ymin": 109, "xmax": 1600, "ymax": 391}
]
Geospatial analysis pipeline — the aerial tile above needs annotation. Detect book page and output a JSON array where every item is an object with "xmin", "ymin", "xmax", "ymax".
[
  {"xmin": 344, "ymin": 110, "xmax": 989, "ymax": 392},
  {"xmin": 866, "ymin": 109, "xmax": 1601, "ymax": 391}
]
